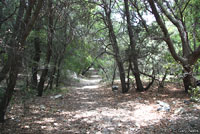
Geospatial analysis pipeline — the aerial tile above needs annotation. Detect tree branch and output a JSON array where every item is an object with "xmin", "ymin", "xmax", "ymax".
[{"xmin": 148, "ymin": 0, "xmax": 185, "ymax": 64}]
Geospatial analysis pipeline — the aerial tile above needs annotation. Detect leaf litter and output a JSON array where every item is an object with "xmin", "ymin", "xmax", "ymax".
[{"xmin": 0, "ymin": 74, "xmax": 200, "ymax": 134}]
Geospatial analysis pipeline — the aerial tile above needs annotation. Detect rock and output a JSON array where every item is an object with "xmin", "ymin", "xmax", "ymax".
[
  {"xmin": 112, "ymin": 86, "xmax": 118, "ymax": 91},
  {"xmin": 41, "ymin": 126, "xmax": 46, "ymax": 129},
  {"xmin": 24, "ymin": 125, "xmax": 30, "ymax": 129},
  {"xmin": 50, "ymin": 94, "xmax": 62, "ymax": 99},
  {"xmin": 129, "ymin": 128, "xmax": 136, "ymax": 131},
  {"xmin": 96, "ymin": 131, "xmax": 102, "ymax": 134},
  {"xmin": 157, "ymin": 107, "xmax": 170, "ymax": 112},
  {"xmin": 53, "ymin": 123, "xmax": 59, "ymax": 126},
  {"xmin": 174, "ymin": 107, "xmax": 185, "ymax": 114},
  {"xmin": 193, "ymin": 104, "xmax": 200, "ymax": 109},
  {"xmin": 102, "ymin": 128, "xmax": 110, "ymax": 134},
  {"xmin": 172, "ymin": 101, "xmax": 176, "ymax": 104},
  {"xmin": 136, "ymin": 97, "xmax": 142, "ymax": 101},
  {"xmin": 54, "ymin": 94, "xmax": 62, "ymax": 99},
  {"xmin": 157, "ymin": 101, "xmax": 170, "ymax": 112},
  {"xmin": 157, "ymin": 101, "xmax": 169, "ymax": 106},
  {"xmin": 40, "ymin": 105, "xmax": 46, "ymax": 110},
  {"xmin": 183, "ymin": 100, "xmax": 190, "ymax": 105}
]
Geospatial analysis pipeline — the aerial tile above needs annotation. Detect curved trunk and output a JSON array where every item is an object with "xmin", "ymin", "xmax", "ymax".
[
  {"xmin": 0, "ymin": 0, "xmax": 44, "ymax": 122},
  {"xmin": 103, "ymin": 5, "xmax": 128, "ymax": 93},
  {"xmin": 130, "ymin": 61, "xmax": 144, "ymax": 92},
  {"xmin": 37, "ymin": 40, "xmax": 52, "ymax": 96},
  {"xmin": 183, "ymin": 66, "xmax": 197, "ymax": 93},
  {"xmin": 124, "ymin": 0, "xmax": 145, "ymax": 92},
  {"xmin": 0, "ymin": 53, "xmax": 21, "ymax": 123},
  {"xmin": 133, "ymin": 61, "xmax": 144, "ymax": 92},
  {"xmin": 49, "ymin": 59, "xmax": 57, "ymax": 90},
  {"xmin": 37, "ymin": 0, "xmax": 53, "ymax": 96}
]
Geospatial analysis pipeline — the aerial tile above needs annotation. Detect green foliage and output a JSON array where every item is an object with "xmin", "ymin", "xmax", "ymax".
[
  {"xmin": 44, "ymin": 86, "xmax": 69, "ymax": 96},
  {"xmin": 185, "ymin": 0, "xmax": 200, "ymax": 49},
  {"xmin": 189, "ymin": 87, "xmax": 200, "ymax": 102},
  {"xmin": 28, "ymin": 29, "xmax": 47, "ymax": 44},
  {"xmin": 63, "ymin": 40, "xmax": 93, "ymax": 74},
  {"xmin": 96, "ymin": 56, "xmax": 115, "ymax": 82}
]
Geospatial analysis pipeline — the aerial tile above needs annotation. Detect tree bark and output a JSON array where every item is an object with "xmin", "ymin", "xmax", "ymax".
[
  {"xmin": 37, "ymin": 0, "xmax": 53, "ymax": 96},
  {"xmin": 103, "ymin": 4, "xmax": 128, "ymax": 93},
  {"xmin": 0, "ymin": 3, "xmax": 2, "ymax": 29},
  {"xmin": 124, "ymin": 0, "xmax": 145, "ymax": 92},
  {"xmin": 147, "ymin": 0, "xmax": 200, "ymax": 92},
  {"xmin": 49, "ymin": 59, "xmax": 57, "ymax": 90},
  {"xmin": 31, "ymin": 26, "xmax": 41, "ymax": 89},
  {"xmin": 0, "ymin": 0, "xmax": 44, "ymax": 122},
  {"xmin": 0, "ymin": 53, "xmax": 21, "ymax": 122}
]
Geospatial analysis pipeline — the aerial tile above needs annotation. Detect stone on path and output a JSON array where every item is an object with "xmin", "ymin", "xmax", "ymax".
[{"xmin": 157, "ymin": 101, "xmax": 171, "ymax": 112}]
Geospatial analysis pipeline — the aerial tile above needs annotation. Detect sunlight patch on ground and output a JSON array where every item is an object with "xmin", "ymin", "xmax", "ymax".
[
  {"xmin": 40, "ymin": 125, "xmax": 57, "ymax": 131},
  {"xmin": 133, "ymin": 104, "xmax": 164, "ymax": 124},
  {"xmin": 5, "ymin": 71, "xmax": 198, "ymax": 134},
  {"xmin": 82, "ymin": 101, "xmax": 97, "ymax": 105},
  {"xmin": 68, "ymin": 104, "xmax": 166, "ymax": 129},
  {"xmin": 77, "ymin": 77, "xmax": 102, "ymax": 85},
  {"xmin": 42, "ymin": 117, "xmax": 55, "ymax": 123},
  {"xmin": 79, "ymin": 85, "xmax": 100, "ymax": 89}
]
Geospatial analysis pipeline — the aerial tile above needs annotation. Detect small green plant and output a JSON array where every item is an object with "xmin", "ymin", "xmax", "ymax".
[
  {"xmin": 44, "ymin": 86, "xmax": 68, "ymax": 96},
  {"xmin": 189, "ymin": 87, "xmax": 200, "ymax": 102}
]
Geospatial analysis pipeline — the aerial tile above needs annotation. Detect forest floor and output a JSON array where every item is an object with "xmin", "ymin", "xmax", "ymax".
[{"xmin": 1, "ymin": 71, "xmax": 200, "ymax": 134}]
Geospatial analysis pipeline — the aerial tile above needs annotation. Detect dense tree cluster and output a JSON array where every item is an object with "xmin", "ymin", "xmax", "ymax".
[{"xmin": 0, "ymin": 0, "xmax": 199, "ymax": 123}]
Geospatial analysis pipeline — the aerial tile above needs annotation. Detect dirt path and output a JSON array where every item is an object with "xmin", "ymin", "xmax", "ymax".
[{"xmin": 1, "ymin": 71, "xmax": 200, "ymax": 134}]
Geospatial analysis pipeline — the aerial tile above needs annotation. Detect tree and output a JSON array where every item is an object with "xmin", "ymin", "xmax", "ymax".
[
  {"xmin": 0, "ymin": 0, "xmax": 44, "ymax": 123},
  {"xmin": 31, "ymin": 22, "xmax": 42, "ymax": 89},
  {"xmin": 124, "ymin": 0, "xmax": 155, "ymax": 91},
  {"xmin": 37, "ymin": 0, "xmax": 53, "ymax": 96},
  {"xmin": 147, "ymin": 0, "xmax": 200, "ymax": 92},
  {"xmin": 100, "ymin": 0, "xmax": 128, "ymax": 93}
]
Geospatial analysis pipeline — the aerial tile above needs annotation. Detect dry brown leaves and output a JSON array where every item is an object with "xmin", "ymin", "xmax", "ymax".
[{"xmin": 0, "ymin": 77, "xmax": 200, "ymax": 134}]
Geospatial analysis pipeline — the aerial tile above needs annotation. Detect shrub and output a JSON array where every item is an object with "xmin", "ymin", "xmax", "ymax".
[{"xmin": 189, "ymin": 87, "xmax": 200, "ymax": 102}]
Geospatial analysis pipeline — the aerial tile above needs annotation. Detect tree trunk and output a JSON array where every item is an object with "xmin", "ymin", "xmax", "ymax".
[
  {"xmin": 49, "ymin": 59, "xmax": 57, "ymax": 90},
  {"xmin": 103, "ymin": 5, "xmax": 128, "ymax": 93},
  {"xmin": 183, "ymin": 75, "xmax": 190, "ymax": 93},
  {"xmin": 193, "ymin": 20, "xmax": 199, "ymax": 74},
  {"xmin": 133, "ymin": 59, "xmax": 144, "ymax": 92},
  {"xmin": 37, "ymin": 46, "xmax": 52, "ymax": 96},
  {"xmin": 0, "ymin": 52, "xmax": 21, "ymax": 122},
  {"xmin": 182, "ymin": 66, "xmax": 197, "ymax": 93},
  {"xmin": 159, "ymin": 69, "xmax": 168, "ymax": 88},
  {"xmin": 31, "ymin": 32, "xmax": 41, "ymax": 89},
  {"xmin": 0, "ymin": 56, "xmax": 11, "ymax": 83},
  {"xmin": 56, "ymin": 68, "xmax": 60, "ymax": 87},
  {"xmin": 126, "ymin": 60, "xmax": 131, "ymax": 90},
  {"xmin": 37, "ymin": 38, "xmax": 52, "ymax": 96},
  {"xmin": 0, "ymin": 3, "xmax": 2, "ymax": 29},
  {"xmin": 117, "ymin": 60, "xmax": 128, "ymax": 93},
  {"xmin": 37, "ymin": 0, "xmax": 53, "ymax": 96},
  {"xmin": 55, "ymin": 57, "xmax": 62, "ymax": 87},
  {"xmin": 0, "ymin": 0, "xmax": 43, "ymax": 122},
  {"xmin": 147, "ymin": 0, "xmax": 200, "ymax": 92},
  {"xmin": 111, "ymin": 63, "xmax": 117, "ymax": 86},
  {"xmin": 124, "ymin": 0, "xmax": 144, "ymax": 92},
  {"xmin": 81, "ymin": 63, "xmax": 94, "ymax": 76},
  {"xmin": 129, "ymin": 61, "xmax": 144, "ymax": 91}
]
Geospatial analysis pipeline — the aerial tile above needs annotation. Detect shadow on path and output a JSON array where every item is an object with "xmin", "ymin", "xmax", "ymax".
[{"xmin": 1, "ymin": 70, "xmax": 200, "ymax": 134}]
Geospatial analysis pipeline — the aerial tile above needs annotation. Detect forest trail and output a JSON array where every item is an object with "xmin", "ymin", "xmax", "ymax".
[{"xmin": 1, "ymin": 69, "xmax": 200, "ymax": 134}]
